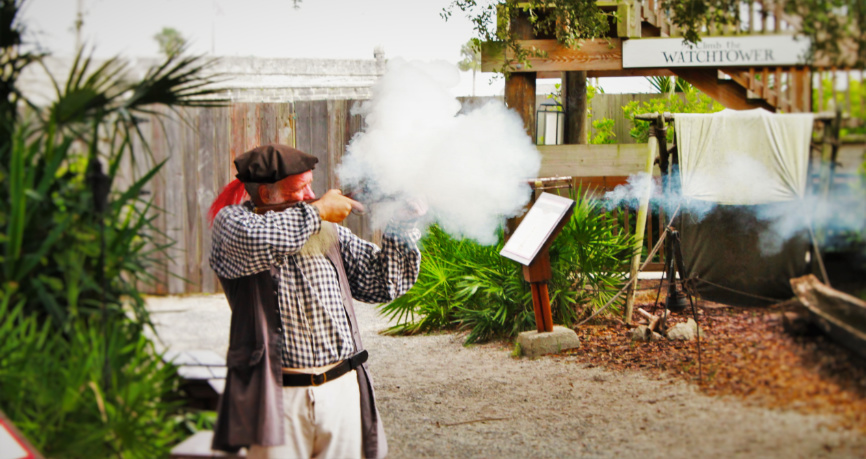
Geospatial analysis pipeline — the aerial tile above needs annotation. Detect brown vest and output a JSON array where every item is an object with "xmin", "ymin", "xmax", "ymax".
[{"xmin": 212, "ymin": 242, "xmax": 387, "ymax": 458}]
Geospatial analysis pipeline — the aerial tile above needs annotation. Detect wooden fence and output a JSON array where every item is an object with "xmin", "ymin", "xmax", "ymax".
[
  {"xmin": 588, "ymin": 93, "xmax": 664, "ymax": 143},
  {"xmin": 126, "ymin": 97, "xmax": 864, "ymax": 296},
  {"xmin": 127, "ymin": 98, "xmax": 499, "ymax": 295},
  {"xmin": 124, "ymin": 101, "xmax": 368, "ymax": 295}
]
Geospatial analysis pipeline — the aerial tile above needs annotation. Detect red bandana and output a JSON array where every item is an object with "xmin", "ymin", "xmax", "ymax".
[{"xmin": 208, "ymin": 171, "xmax": 316, "ymax": 225}]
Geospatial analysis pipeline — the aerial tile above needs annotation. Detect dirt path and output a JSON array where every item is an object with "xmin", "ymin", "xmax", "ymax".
[{"xmin": 147, "ymin": 294, "xmax": 866, "ymax": 458}]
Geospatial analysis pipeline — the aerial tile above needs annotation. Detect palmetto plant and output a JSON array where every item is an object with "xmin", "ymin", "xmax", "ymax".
[
  {"xmin": 380, "ymin": 188, "xmax": 634, "ymax": 344},
  {"xmin": 0, "ymin": 299, "xmax": 185, "ymax": 457},
  {"xmin": 1, "ymin": 47, "xmax": 222, "ymax": 329},
  {"xmin": 0, "ymin": 0, "xmax": 223, "ymax": 454},
  {"xmin": 647, "ymin": 76, "xmax": 694, "ymax": 94}
]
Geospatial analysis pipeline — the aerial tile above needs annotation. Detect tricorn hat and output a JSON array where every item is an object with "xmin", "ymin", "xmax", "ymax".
[{"xmin": 234, "ymin": 144, "xmax": 318, "ymax": 183}]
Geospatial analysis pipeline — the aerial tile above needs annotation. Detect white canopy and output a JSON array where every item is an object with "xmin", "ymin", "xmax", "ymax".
[{"xmin": 674, "ymin": 108, "xmax": 814, "ymax": 205}]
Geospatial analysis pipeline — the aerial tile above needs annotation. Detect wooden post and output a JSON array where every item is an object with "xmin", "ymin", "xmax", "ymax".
[
  {"xmin": 818, "ymin": 109, "xmax": 842, "ymax": 200},
  {"xmin": 564, "ymin": 71, "xmax": 588, "ymax": 145},
  {"xmin": 530, "ymin": 283, "xmax": 544, "ymax": 332},
  {"xmin": 504, "ymin": 12, "xmax": 536, "ymax": 237},
  {"xmin": 539, "ymin": 283, "xmax": 553, "ymax": 331},
  {"xmin": 624, "ymin": 130, "xmax": 658, "ymax": 324},
  {"xmin": 504, "ymin": 14, "xmax": 536, "ymax": 140},
  {"xmin": 524, "ymin": 249, "xmax": 555, "ymax": 333},
  {"xmin": 514, "ymin": 201, "xmax": 575, "ymax": 334},
  {"xmin": 616, "ymin": 0, "xmax": 642, "ymax": 38},
  {"xmin": 817, "ymin": 70, "xmax": 825, "ymax": 111}
]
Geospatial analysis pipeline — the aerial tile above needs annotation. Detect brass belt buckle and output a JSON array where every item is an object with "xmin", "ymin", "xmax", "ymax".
[{"xmin": 311, "ymin": 372, "xmax": 327, "ymax": 386}]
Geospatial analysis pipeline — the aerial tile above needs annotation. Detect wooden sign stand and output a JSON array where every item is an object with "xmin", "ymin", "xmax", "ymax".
[
  {"xmin": 501, "ymin": 193, "xmax": 576, "ymax": 333},
  {"xmin": 522, "ymin": 208, "xmax": 574, "ymax": 332}
]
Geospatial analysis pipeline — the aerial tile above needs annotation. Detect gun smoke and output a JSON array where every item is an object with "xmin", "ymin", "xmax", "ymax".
[
  {"xmin": 604, "ymin": 154, "xmax": 866, "ymax": 257},
  {"xmin": 338, "ymin": 58, "xmax": 540, "ymax": 245}
]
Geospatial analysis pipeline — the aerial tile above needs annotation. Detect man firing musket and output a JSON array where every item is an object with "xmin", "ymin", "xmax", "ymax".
[{"xmin": 208, "ymin": 144, "xmax": 424, "ymax": 459}]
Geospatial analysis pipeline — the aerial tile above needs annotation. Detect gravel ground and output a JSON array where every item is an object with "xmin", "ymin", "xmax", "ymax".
[{"xmin": 147, "ymin": 294, "xmax": 866, "ymax": 458}]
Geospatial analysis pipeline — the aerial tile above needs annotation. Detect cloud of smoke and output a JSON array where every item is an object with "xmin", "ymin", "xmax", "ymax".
[
  {"xmin": 755, "ymin": 190, "xmax": 866, "ymax": 256},
  {"xmin": 604, "ymin": 155, "xmax": 866, "ymax": 258},
  {"xmin": 602, "ymin": 171, "xmax": 716, "ymax": 222},
  {"xmin": 338, "ymin": 58, "xmax": 540, "ymax": 245}
]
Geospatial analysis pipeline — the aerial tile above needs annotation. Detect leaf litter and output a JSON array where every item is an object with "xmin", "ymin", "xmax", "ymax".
[{"xmin": 558, "ymin": 280, "xmax": 866, "ymax": 433}]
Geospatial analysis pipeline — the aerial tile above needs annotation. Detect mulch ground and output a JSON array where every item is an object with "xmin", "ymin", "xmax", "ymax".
[{"xmin": 559, "ymin": 280, "xmax": 866, "ymax": 432}]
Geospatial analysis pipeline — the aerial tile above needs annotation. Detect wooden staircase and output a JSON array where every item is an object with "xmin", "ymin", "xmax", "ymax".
[{"xmin": 481, "ymin": 0, "xmax": 864, "ymax": 120}]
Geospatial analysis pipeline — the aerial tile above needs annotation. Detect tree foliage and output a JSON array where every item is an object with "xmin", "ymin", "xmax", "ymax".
[
  {"xmin": 783, "ymin": 0, "xmax": 864, "ymax": 67},
  {"xmin": 443, "ymin": 0, "xmax": 864, "ymax": 70},
  {"xmin": 647, "ymin": 76, "xmax": 693, "ymax": 94},
  {"xmin": 444, "ymin": 0, "xmax": 611, "ymax": 73},
  {"xmin": 458, "ymin": 39, "xmax": 482, "ymax": 96},
  {"xmin": 457, "ymin": 39, "xmax": 481, "ymax": 72},
  {"xmin": 153, "ymin": 27, "xmax": 187, "ymax": 58}
]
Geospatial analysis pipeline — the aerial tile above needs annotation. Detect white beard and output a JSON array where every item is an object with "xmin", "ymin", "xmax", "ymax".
[{"xmin": 298, "ymin": 221, "xmax": 339, "ymax": 257}]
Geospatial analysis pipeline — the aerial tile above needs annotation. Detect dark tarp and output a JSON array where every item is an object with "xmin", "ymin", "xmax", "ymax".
[{"xmin": 678, "ymin": 202, "xmax": 810, "ymax": 306}]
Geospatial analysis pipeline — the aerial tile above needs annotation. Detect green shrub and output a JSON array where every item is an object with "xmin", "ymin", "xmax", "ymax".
[
  {"xmin": 0, "ymin": 52, "xmax": 220, "ymax": 330},
  {"xmin": 587, "ymin": 83, "xmax": 616, "ymax": 145},
  {"xmin": 590, "ymin": 117, "xmax": 616, "ymax": 144},
  {"xmin": 0, "ymin": 298, "xmax": 184, "ymax": 458},
  {"xmin": 814, "ymin": 77, "xmax": 866, "ymax": 137},
  {"xmin": 380, "ymin": 188, "xmax": 634, "ymax": 344},
  {"xmin": 0, "ymin": 1, "xmax": 223, "ymax": 453},
  {"xmin": 623, "ymin": 87, "xmax": 725, "ymax": 144}
]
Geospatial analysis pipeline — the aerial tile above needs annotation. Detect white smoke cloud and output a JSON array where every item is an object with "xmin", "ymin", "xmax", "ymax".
[
  {"xmin": 338, "ymin": 58, "xmax": 540, "ymax": 245},
  {"xmin": 605, "ymin": 158, "xmax": 866, "ymax": 258},
  {"xmin": 755, "ymin": 191, "xmax": 866, "ymax": 256},
  {"xmin": 602, "ymin": 171, "xmax": 716, "ymax": 221}
]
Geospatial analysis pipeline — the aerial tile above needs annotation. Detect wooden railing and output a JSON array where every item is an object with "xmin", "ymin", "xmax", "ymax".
[{"xmin": 639, "ymin": 0, "xmax": 796, "ymax": 37}]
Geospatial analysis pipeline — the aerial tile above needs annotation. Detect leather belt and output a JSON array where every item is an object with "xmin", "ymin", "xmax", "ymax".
[{"xmin": 282, "ymin": 350, "xmax": 368, "ymax": 387}]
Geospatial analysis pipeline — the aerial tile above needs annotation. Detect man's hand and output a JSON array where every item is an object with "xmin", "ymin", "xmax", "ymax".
[
  {"xmin": 394, "ymin": 197, "xmax": 429, "ymax": 222},
  {"xmin": 311, "ymin": 189, "xmax": 364, "ymax": 223}
]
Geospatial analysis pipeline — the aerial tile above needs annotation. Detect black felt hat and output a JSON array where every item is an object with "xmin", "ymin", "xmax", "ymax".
[{"xmin": 234, "ymin": 144, "xmax": 318, "ymax": 183}]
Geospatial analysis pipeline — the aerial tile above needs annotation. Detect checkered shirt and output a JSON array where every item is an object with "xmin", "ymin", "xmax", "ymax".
[{"xmin": 210, "ymin": 202, "xmax": 421, "ymax": 368}]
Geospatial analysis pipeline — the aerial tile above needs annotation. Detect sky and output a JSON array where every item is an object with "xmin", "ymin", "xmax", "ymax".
[{"xmin": 19, "ymin": 0, "xmax": 655, "ymax": 96}]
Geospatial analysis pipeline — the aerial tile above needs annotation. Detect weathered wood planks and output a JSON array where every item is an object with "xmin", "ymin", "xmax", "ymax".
[
  {"xmin": 537, "ymin": 143, "xmax": 659, "ymax": 177},
  {"xmin": 482, "ymin": 39, "xmax": 624, "ymax": 73}
]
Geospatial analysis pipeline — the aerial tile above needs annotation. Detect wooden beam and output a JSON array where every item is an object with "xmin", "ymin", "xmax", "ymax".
[
  {"xmin": 481, "ymin": 39, "xmax": 623, "ymax": 73},
  {"xmin": 586, "ymin": 68, "xmax": 674, "ymax": 78},
  {"xmin": 537, "ymin": 143, "xmax": 660, "ymax": 178},
  {"xmin": 617, "ymin": 0, "xmax": 642, "ymax": 38},
  {"xmin": 672, "ymin": 67, "xmax": 775, "ymax": 111}
]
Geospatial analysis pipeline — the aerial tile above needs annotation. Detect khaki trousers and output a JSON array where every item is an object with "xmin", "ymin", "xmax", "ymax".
[{"xmin": 247, "ymin": 369, "xmax": 362, "ymax": 459}]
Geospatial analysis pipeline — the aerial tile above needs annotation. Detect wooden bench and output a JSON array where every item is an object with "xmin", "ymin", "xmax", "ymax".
[
  {"xmin": 164, "ymin": 350, "xmax": 227, "ymax": 411},
  {"xmin": 170, "ymin": 431, "xmax": 245, "ymax": 459}
]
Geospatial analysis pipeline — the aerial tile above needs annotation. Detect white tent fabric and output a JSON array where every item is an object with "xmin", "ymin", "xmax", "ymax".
[{"xmin": 674, "ymin": 108, "xmax": 814, "ymax": 205}]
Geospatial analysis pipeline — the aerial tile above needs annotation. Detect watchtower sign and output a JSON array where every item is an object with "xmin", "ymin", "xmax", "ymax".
[{"xmin": 623, "ymin": 35, "xmax": 810, "ymax": 68}]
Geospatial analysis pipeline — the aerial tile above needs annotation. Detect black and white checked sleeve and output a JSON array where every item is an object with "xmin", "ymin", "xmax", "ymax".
[
  {"xmin": 209, "ymin": 203, "xmax": 322, "ymax": 279},
  {"xmin": 337, "ymin": 223, "xmax": 421, "ymax": 304}
]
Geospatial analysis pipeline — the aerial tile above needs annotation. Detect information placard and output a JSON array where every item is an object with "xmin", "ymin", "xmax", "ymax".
[{"xmin": 500, "ymin": 193, "xmax": 575, "ymax": 266}]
